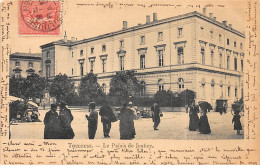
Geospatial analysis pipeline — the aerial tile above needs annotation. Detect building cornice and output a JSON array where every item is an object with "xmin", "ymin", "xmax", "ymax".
[{"xmin": 41, "ymin": 11, "xmax": 244, "ymax": 49}]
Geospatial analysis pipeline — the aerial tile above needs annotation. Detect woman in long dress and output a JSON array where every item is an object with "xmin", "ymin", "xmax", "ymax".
[
  {"xmin": 189, "ymin": 104, "xmax": 199, "ymax": 131},
  {"xmin": 198, "ymin": 105, "xmax": 211, "ymax": 134},
  {"xmin": 119, "ymin": 103, "xmax": 136, "ymax": 140},
  {"xmin": 59, "ymin": 102, "xmax": 75, "ymax": 139}
]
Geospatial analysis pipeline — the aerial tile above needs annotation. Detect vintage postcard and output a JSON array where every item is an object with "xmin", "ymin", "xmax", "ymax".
[{"xmin": 0, "ymin": 0, "xmax": 259, "ymax": 165}]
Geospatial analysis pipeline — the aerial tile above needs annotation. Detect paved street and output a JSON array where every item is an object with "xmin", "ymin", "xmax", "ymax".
[{"xmin": 10, "ymin": 107, "xmax": 244, "ymax": 140}]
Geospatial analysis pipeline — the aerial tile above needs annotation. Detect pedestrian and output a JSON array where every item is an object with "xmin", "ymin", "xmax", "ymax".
[
  {"xmin": 232, "ymin": 112, "xmax": 242, "ymax": 134},
  {"xmin": 44, "ymin": 104, "xmax": 65, "ymax": 139},
  {"xmin": 59, "ymin": 101, "xmax": 75, "ymax": 139},
  {"xmin": 99, "ymin": 101, "xmax": 116, "ymax": 138},
  {"xmin": 189, "ymin": 102, "xmax": 199, "ymax": 131},
  {"xmin": 151, "ymin": 103, "xmax": 160, "ymax": 130},
  {"xmin": 198, "ymin": 103, "xmax": 211, "ymax": 134},
  {"xmin": 232, "ymin": 102, "xmax": 242, "ymax": 135},
  {"xmin": 119, "ymin": 103, "xmax": 136, "ymax": 140},
  {"xmin": 86, "ymin": 102, "xmax": 98, "ymax": 139}
]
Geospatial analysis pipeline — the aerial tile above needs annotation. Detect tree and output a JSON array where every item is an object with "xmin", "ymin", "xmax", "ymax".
[
  {"xmin": 49, "ymin": 74, "xmax": 75, "ymax": 103},
  {"xmin": 179, "ymin": 89, "xmax": 196, "ymax": 106},
  {"xmin": 9, "ymin": 75, "xmax": 26, "ymax": 99},
  {"xmin": 78, "ymin": 73, "xmax": 104, "ymax": 104},
  {"xmin": 109, "ymin": 71, "xmax": 141, "ymax": 104},
  {"xmin": 154, "ymin": 90, "xmax": 175, "ymax": 107},
  {"xmin": 24, "ymin": 73, "xmax": 47, "ymax": 100}
]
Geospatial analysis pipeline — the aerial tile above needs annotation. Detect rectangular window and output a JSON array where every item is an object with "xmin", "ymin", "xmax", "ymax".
[
  {"xmin": 228, "ymin": 86, "xmax": 230, "ymax": 97},
  {"xmin": 140, "ymin": 36, "xmax": 145, "ymax": 44},
  {"xmin": 15, "ymin": 61, "xmax": 20, "ymax": 67},
  {"xmin": 102, "ymin": 59, "xmax": 106, "ymax": 73},
  {"xmin": 201, "ymin": 48, "xmax": 205, "ymax": 64},
  {"xmin": 72, "ymin": 68, "xmax": 74, "ymax": 75},
  {"xmin": 219, "ymin": 53, "xmax": 223, "ymax": 68},
  {"xmin": 178, "ymin": 27, "xmax": 183, "ymax": 37},
  {"xmin": 72, "ymin": 51, "xmax": 74, "ymax": 58},
  {"xmin": 211, "ymin": 50, "xmax": 214, "ymax": 66},
  {"xmin": 102, "ymin": 45, "xmax": 106, "ymax": 52},
  {"xmin": 234, "ymin": 58, "xmax": 237, "ymax": 70},
  {"xmin": 210, "ymin": 31, "xmax": 213, "ymax": 39},
  {"xmin": 91, "ymin": 47, "xmax": 94, "ymax": 54},
  {"xmin": 241, "ymin": 60, "xmax": 243, "ymax": 72},
  {"xmin": 140, "ymin": 55, "xmax": 145, "ymax": 69},
  {"xmin": 227, "ymin": 56, "xmax": 230, "ymax": 70},
  {"xmin": 46, "ymin": 65, "xmax": 50, "ymax": 77},
  {"xmin": 159, "ymin": 84, "xmax": 164, "ymax": 91},
  {"xmin": 234, "ymin": 41, "xmax": 236, "ymax": 47},
  {"xmin": 120, "ymin": 56, "xmax": 124, "ymax": 70},
  {"xmin": 158, "ymin": 50, "xmax": 164, "ymax": 66},
  {"xmin": 227, "ymin": 38, "xmax": 229, "ymax": 45},
  {"xmin": 29, "ymin": 62, "xmax": 33, "ymax": 68},
  {"xmin": 219, "ymin": 34, "xmax": 222, "ymax": 42},
  {"xmin": 47, "ymin": 51, "xmax": 50, "ymax": 58},
  {"xmin": 178, "ymin": 47, "xmax": 184, "ymax": 64},
  {"xmin": 240, "ymin": 43, "xmax": 243, "ymax": 49},
  {"xmin": 120, "ymin": 40, "xmax": 124, "ymax": 48},
  {"xmin": 80, "ymin": 50, "xmax": 83, "ymax": 56},
  {"xmin": 235, "ymin": 88, "xmax": 238, "ymax": 98},
  {"xmin": 158, "ymin": 32, "xmax": 163, "ymax": 41},
  {"xmin": 200, "ymin": 26, "xmax": 204, "ymax": 35},
  {"xmin": 90, "ymin": 61, "xmax": 94, "ymax": 73},
  {"xmin": 80, "ymin": 63, "xmax": 84, "ymax": 75}
]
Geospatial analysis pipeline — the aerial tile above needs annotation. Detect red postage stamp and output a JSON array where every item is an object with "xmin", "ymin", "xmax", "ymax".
[{"xmin": 19, "ymin": 1, "xmax": 61, "ymax": 35}]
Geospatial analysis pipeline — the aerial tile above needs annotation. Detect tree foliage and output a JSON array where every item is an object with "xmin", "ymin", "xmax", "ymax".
[
  {"xmin": 9, "ymin": 74, "xmax": 47, "ymax": 100},
  {"xmin": 179, "ymin": 89, "xmax": 196, "ymax": 106},
  {"xmin": 109, "ymin": 71, "xmax": 141, "ymax": 103},
  {"xmin": 78, "ymin": 73, "xmax": 104, "ymax": 104},
  {"xmin": 49, "ymin": 74, "xmax": 75, "ymax": 103}
]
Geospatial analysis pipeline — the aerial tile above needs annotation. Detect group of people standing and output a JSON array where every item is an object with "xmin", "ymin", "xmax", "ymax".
[
  {"xmin": 188, "ymin": 101, "xmax": 211, "ymax": 134},
  {"xmin": 44, "ymin": 102, "xmax": 74, "ymax": 139},
  {"xmin": 188, "ymin": 101, "xmax": 242, "ymax": 135},
  {"xmin": 44, "ymin": 101, "xmax": 162, "ymax": 140}
]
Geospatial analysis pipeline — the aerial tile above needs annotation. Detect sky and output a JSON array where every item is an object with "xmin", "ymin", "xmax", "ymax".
[{"xmin": 9, "ymin": 0, "xmax": 246, "ymax": 53}]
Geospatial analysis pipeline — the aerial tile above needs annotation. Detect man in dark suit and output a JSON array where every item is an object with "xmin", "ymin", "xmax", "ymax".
[
  {"xmin": 99, "ymin": 101, "xmax": 115, "ymax": 138},
  {"xmin": 151, "ymin": 103, "xmax": 161, "ymax": 130}
]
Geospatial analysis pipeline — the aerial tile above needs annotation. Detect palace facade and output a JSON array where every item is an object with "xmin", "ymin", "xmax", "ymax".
[
  {"xmin": 40, "ymin": 9, "xmax": 244, "ymax": 108},
  {"xmin": 9, "ymin": 52, "xmax": 42, "ymax": 78}
]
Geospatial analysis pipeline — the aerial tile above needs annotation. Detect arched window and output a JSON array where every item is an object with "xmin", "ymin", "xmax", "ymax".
[
  {"xmin": 102, "ymin": 83, "xmax": 106, "ymax": 94},
  {"xmin": 140, "ymin": 81, "xmax": 146, "ymax": 96},
  {"xmin": 178, "ymin": 78, "xmax": 184, "ymax": 92},
  {"xmin": 158, "ymin": 79, "xmax": 164, "ymax": 91},
  {"xmin": 211, "ymin": 79, "xmax": 215, "ymax": 98},
  {"xmin": 201, "ymin": 78, "xmax": 206, "ymax": 99}
]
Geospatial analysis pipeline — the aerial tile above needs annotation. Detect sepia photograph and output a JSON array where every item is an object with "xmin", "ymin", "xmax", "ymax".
[{"xmin": 8, "ymin": 0, "xmax": 246, "ymax": 140}]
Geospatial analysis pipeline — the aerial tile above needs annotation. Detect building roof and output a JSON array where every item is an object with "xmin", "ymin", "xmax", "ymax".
[
  {"xmin": 40, "ymin": 11, "xmax": 245, "ymax": 49},
  {"xmin": 10, "ymin": 52, "xmax": 42, "ymax": 60}
]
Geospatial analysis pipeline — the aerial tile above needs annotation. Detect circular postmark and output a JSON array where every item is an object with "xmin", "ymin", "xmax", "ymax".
[{"xmin": 20, "ymin": 1, "xmax": 60, "ymax": 32}]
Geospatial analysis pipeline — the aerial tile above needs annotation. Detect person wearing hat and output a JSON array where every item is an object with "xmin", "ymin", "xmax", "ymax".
[
  {"xmin": 188, "ymin": 101, "xmax": 200, "ymax": 131},
  {"xmin": 44, "ymin": 104, "xmax": 65, "ymax": 139},
  {"xmin": 151, "ymin": 103, "xmax": 161, "ymax": 130},
  {"xmin": 86, "ymin": 102, "xmax": 98, "ymax": 139},
  {"xmin": 119, "ymin": 102, "xmax": 136, "ymax": 140},
  {"xmin": 59, "ymin": 101, "xmax": 75, "ymax": 139},
  {"xmin": 99, "ymin": 100, "xmax": 116, "ymax": 138},
  {"xmin": 198, "ymin": 102, "xmax": 211, "ymax": 134}
]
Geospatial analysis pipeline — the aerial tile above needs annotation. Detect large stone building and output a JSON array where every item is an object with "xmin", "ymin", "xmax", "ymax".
[
  {"xmin": 9, "ymin": 52, "xmax": 42, "ymax": 77},
  {"xmin": 40, "ymin": 10, "xmax": 244, "ymax": 108}
]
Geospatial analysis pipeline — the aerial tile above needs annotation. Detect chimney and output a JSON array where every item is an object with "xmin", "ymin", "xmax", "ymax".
[
  {"xmin": 229, "ymin": 24, "xmax": 232, "ymax": 28},
  {"xmin": 213, "ymin": 17, "xmax": 216, "ymax": 21},
  {"xmin": 209, "ymin": 13, "xmax": 213, "ymax": 19},
  {"xmin": 146, "ymin": 15, "xmax": 150, "ymax": 24},
  {"xmin": 222, "ymin": 20, "xmax": 227, "ymax": 26},
  {"xmin": 123, "ymin": 21, "xmax": 127, "ymax": 29},
  {"xmin": 64, "ymin": 31, "xmax": 67, "ymax": 42},
  {"xmin": 203, "ymin": 8, "xmax": 206, "ymax": 15},
  {"xmin": 153, "ymin": 13, "xmax": 157, "ymax": 22}
]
